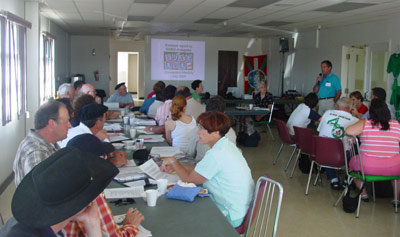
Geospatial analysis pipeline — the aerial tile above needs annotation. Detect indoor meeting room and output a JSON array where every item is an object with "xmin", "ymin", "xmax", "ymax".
[{"xmin": 1, "ymin": 0, "xmax": 400, "ymax": 236}]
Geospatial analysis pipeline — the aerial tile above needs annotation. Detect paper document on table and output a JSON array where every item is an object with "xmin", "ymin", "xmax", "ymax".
[
  {"xmin": 104, "ymin": 123, "xmax": 122, "ymax": 131},
  {"xmin": 124, "ymin": 180, "xmax": 146, "ymax": 187},
  {"xmin": 125, "ymin": 159, "xmax": 137, "ymax": 167},
  {"xmin": 104, "ymin": 187, "xmax": 144, "ymax": 199},
  {"xmin": 115, "ymin": 166, "xmax": 146, "ymax": 182},
  {"xmin": 253, "ymin": 107, "xmax": 270, "ymax": 111},
  {"xmin": 133, "ymin": 119, "xmax": 156, "ymax": 126},
  {"xmin": 106, "ymin": 118, "xmax": 123, "ymax": 123},
  {"xmin": 138, "ymin": 135, "xmax": 165, "ymax": 143},
  {"xmin": 109, "ymin": 135, "xmax": 130, "ymax": 143},
  {"xmin": 139, "ymin": 159, "xmax": 180, "ymax": 185},
  {"xmin": 150, "ymin": 146, "xmax": 182, "ymax": 157}
]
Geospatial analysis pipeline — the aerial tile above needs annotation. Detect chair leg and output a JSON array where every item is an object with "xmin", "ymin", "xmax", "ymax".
[
  {"xmin": 284, "ymin": 146, "xmax": 297, "ymax": 172},
  {"xmin": 273, "ymin": 143, "xmax": 284, "ymax": 164},
  {"xmin": 356, "ymin": 181, "xmax": 364, "ymax": 218},
  {"xmin": 290, "ymin": 149, "xmax": 301, "ymax": 178},
  {"xmin": 267, "ymin": 124, "xmax": 275, "ymax": 141},
  {"xmin": 313, "ymin": 168, "xmax": 320, "ymax": 186},
  {"xmin": 372, "ymin": 182, "xmax": 376, "ymax": 202},
  {"xmin": 305, "ymin": 161, "xmax": 315, "ymax": 195},
  {"xmin": 395, "ymin": 181, "xmax": 398, "ymax": 213}
]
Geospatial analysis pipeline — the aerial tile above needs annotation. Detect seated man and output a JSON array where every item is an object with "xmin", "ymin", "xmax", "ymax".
[
  {"xmin": 176, "ymin": 86, "xmax": 205, "ymax": 120},
  {"xmin": 1, "ymin": 148, "xmax": 119, "ymax": 236},
  {"xmin": 58, "ymin": 83, "xmax": 75, "ymax": 101},
  {"xmin": 58, "ymin": 103, "xmax": 127, "ymax": 166},
  {"xmin": 286, "ymin": 92, "xmax": 320, "ymax": 136},
  {"xmin": 107, "ymin": 82, "xmax": 135, "ymax": 108},
  {"xmin": 73, "ymin": 80, "xmax": 84, "ymax": 96},
  {"xmin": 191, "ymin": 80, "xmax": 203, "ymax": 103},
  {"xmin": 140, "ymin": 81, "xmax": 166, "ymax": 114},
  {"xmin": 317, "ymin": 97, "xmax": 359, "ymax": 190},
  {"xmin": 66, "ymin": 134, "xmax": 144, "ymax": 236},
  {"xmin": 187, "ymin": 96, "xmax": 236, "ymax": 163},
  {"xmin": 13, "ymin": 101, "xmax": 71, "ymax": 185},
  {"xmin": 80, "ymin": 83, "xmax": 102, "ymax": 104}
]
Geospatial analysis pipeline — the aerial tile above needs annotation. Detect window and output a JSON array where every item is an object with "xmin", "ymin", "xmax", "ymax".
[
  {"xmin": 0, "ymin": 11, "xmax": 30, "ymax": 126},
  {"xmin": 40, "ymin": 32, "xmax": 55, "ymax": 104}
]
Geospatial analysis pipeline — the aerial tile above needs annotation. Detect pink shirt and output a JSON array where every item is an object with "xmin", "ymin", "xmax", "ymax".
[
  {"xmin": 155, "ymin": 100, "xmax": 172, "ymax": 125},
  {"xmin": 360, "ymin": 119, "xmax": 400, "ymax": 158}
]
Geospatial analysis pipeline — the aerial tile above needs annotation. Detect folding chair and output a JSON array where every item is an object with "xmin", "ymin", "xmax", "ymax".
[
  {"xmin": 272, "ymin": 119, "xmax": 297, "ymax": 171},
  {"xmin": 253, "ymin": 103, "xmax": 275, "ymax": 141},
  {"xmin": 334, "ymin": 135, "xmax": 399, "ymax": 217},
  {"xmin": 305, "ymin": 135, "xmax": 345, "ymax": 195},
  {"xmin": 236, "ymin": 175, "xmax": 283, "ymax": 237},
  {"xmin": 290, "ymin": 126, "xmax": 314, "ymax": 178}
]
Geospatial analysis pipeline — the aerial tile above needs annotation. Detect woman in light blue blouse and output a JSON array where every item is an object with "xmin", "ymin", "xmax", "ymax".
[{"xmin": 162, "ymin": 111, "xmax": 254, "ymax": 227}]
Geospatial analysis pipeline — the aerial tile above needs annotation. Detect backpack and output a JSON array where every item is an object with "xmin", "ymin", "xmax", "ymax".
[{"xmin": 237, "ymin": 131, "xmax": 260, "ymax": 147}]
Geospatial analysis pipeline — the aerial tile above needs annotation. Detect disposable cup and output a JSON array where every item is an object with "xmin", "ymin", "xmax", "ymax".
[
  {"xmin": 157, "ymin": 179, "xmax": 168, "ymax": 195},
  {"xmin": 146, "ymin": 190, "xmax": 158, "ymax": 207},
  {"xmin": 129, "ymin": 117, "xmax": 135, "ymax": 125},
  {"xmin": 123, "ymin": 116, "xmax": 129, "ymax": 124},
  {"xmin": 129, "ymin": 128, "xmax": 137, "ymax": 138},
  {"xmin": 120, "ymin": 110, "xmax": 125, "ymax": 116},
  {"xmin": 249, "ymin": 104, "xmax": 254, "ymax": 110}
]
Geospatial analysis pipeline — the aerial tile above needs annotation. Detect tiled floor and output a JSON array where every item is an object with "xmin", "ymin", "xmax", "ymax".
[{"xmin": 0, "ymin": 127, "xmax": 399, "ymax": 235}]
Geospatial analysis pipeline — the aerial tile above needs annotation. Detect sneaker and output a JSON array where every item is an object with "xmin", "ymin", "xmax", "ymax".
[{"xmin": 331, "ymin": 181, "xmax": 341, "ymax": 190}]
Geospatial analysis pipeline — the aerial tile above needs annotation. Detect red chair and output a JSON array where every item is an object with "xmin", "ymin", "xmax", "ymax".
[
  {"xmin": 290, "ymin": 126, "xmax": 314, "ymax": 178},
  {"xmin": 305, "ymin": 135, "xmax": 345, "ymax": 195},
  {"xmin": 273, "ymin": 119, "xmax": 297, "ymax": 171},
  {"xmin": 235, "ymin": 174, "xmax": 283, "ymax": 237}
]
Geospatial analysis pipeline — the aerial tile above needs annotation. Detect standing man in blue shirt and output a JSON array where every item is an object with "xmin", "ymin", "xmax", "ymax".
[{"xmin": 313, "ymin": 60, "xmax": 342, "ymax": 115}]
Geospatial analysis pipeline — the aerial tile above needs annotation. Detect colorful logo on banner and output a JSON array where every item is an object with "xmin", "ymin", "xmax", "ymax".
[{"xmin": 243, "ymin": 55, "xmax": 267, "ymax": 94}]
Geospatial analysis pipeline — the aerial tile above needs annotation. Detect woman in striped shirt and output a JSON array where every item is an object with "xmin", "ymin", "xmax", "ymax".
[{"xmin": 346, "ymin": 99, "xmax": 400, "ymax": 203}]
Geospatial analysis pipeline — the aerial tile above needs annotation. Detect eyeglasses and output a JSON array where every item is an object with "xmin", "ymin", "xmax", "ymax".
[{"xmin": 110, "ymin": 198, "xmax": 135, "ymax": 206}]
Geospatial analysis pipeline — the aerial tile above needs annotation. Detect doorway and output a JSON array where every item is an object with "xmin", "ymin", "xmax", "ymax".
[
  {"xmin": 117, "ymin": 52, "xmax": 139, "ymax": 99},
  {"xmin": 341, "ymin": 46, "xmax": 366, "ymax": 98},
  {"xmin": 218, "ymin": 51, "xmax": 238, "ymax": 97}
]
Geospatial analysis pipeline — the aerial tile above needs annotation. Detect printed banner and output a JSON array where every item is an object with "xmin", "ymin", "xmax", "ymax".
[{"xmin": 243, "ymin": 55, "xmax": 267, "ymax": 94}]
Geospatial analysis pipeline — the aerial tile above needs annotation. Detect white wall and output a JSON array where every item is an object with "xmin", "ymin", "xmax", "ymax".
[
  {"xmin": 109, "ymin": 38, "xmax": 145, "ymax": 98},
  {"xmin": 144, "ymin": 36, "xmax": 263, "ymax": 97},
  {"xmin": 264, "ymin": 16, "xmax": 400, "ymax": 99},
  {"xmin": 70, "ymin": 36, "xmax": 110, "ymax": 93}
]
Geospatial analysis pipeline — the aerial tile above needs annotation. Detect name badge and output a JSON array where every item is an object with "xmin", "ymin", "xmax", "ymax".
[{"xmin": 325, "ymin": 82, "xmax": 331, "ymax": 87}]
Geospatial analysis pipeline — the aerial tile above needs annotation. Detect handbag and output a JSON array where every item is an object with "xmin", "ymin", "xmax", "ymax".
[
  {"xmin": 166, "ymin": 185, "xmax": 201, "ymax": 202},
  {"xmin": 342, "ymin": 183, "xmax": 364, "ymax": 213}
]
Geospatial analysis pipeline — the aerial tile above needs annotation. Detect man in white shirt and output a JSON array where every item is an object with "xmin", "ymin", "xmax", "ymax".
[
  {"xmin": 58, "ymin": 103, "xmax": 127, "ymax": 166},
  {"xmin": 317, "ymin": 97, "xmax": 359, "ymax": 189},
  {"xmin": 287, "ymin": 93, "xmax": 320, "ymax": 136},
  {"xmin": 148, "ymin": 90, "xmax": 165, "ymax": 118}
]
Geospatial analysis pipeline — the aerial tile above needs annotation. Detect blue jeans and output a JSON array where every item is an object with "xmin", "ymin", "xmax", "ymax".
[{"xmin": 326, "ymin": 168, "xmax": 337, "ymax": 181}]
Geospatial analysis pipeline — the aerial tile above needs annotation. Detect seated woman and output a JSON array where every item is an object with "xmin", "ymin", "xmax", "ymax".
[
  {"xmin": 346, "ymin": 99, "xmax": 400, "ymax": 203},
  {"xmin": 162, "ymin": 111, "xmax": 254, "ymax": 227},
  {"xmin": 165, "ymin": 96, "xmax": 197, "ymax": 153},
  {"xmin": 350, "ymin": 90, "xmax": 368, "ymax": 119},
  {"xmin": 253, "ymin": 81, "xmax": 273, "ymax": 121}
]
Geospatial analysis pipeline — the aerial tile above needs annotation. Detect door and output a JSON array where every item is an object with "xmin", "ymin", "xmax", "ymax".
[
  {"xmin": 365, "ymin": 43, "xmax": 389, "ymax": 101},
  {"xmin": 218, "ymin": 51, "xmax": 238, "ymax": 97},
  {"xmin": 341, "ymin": 46, "xmax": 366, "ymax": 97}
]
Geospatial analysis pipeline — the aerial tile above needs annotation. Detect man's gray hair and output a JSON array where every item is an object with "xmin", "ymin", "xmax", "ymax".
[
  {"xmin": 58, "ymin": 83, "xmax": 73, "ymax": 97},
  {"xmin": 336, "ymin": 97, "xmax": 352, "ymax": 110},
  {"xmin": 34, "ymin": 101, "xmax": 66, "ymax": 130}
]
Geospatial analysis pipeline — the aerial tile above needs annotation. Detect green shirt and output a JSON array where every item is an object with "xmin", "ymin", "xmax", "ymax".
[
  {"xmin": 192, "ymin": 92, "xmax": 201, "ymax": 100},
  {"xmin": 387, "ymin": 53, "xmax": 400, "ymax": 79}
]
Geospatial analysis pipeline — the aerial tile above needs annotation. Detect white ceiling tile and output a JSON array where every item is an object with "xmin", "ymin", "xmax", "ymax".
[
  {"xmin": 157, "ymin": 5, "xmax": 194, "ymax": 17},
  {"xmin": 181, "ymin": 6, "xmax": 219, "ymax": 18},
  {"xmin": 104, "ymin": 0, "xmax": 132, "ymax": 15},
  {"xmin": 206, "ymin": 7, "xmax": 255, "ymax": 19},
  {"xmin": 201, "ymin": 0, "xmax": 237, "ymax": 8},
  {"xmin": 169, "ymin": 0, "xmax": 204, "ymax": 6},
  {"xmin": 281, "ymin": 11, "xmax": 332, "ymax": 22},
  {"xmin": 74, "ymin": 1, "xmax": 102, "ymax": 12},
  {"xmin": 80, "ymin": 12, "xmax": 103, "ymax": 21},
  {"xmin": 57, "ymin": 12, "xmax": 82, "ymax": 20},
  {"xmin": 129, "ymin": 3, "xmax": 166, "ymax": 16}
]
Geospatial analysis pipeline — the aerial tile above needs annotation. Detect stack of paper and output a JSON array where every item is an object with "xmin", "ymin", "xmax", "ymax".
[
  {"xmin": 133, "ymin": 119, "xmax": 156, "ymax": 126},
  {"xmin": 150, "ymin": 146, "xmax": 182, "ymax": 157},
  {"xmin": 109, "ymin": 135, "xmax": 130, "ymax": 143},
  {"xmin": 104, "ymin": 186, "xmax": 144, "ymax": 199},
  {"xmin": 104, "ymin": 123, "xmax": 122, "ymax": 132},
  {"xmin": 115, "ymin": 166, "xmax": 146, "ymax": 182},
  {"xmin": 139, "ymin": 159, "xmax": 180, "ymax": 185},
  {"xmin": 138, "ymin": 135, "xmax": 165, "ymax": 143}
]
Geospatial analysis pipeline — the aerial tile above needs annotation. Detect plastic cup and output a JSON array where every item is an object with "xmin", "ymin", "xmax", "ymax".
[
  {"xmin": 146, "ymin": 190, "xmax": 158, "ymax": 207},
  {"xmin": 157, "ymin": 179, "xmax": 168, "ymax": 195},
  {"xmin": 123, "ymin": 116, "xmax": 129, "ymax": 124},
  {"xmin": 129, "ymin": 128, "xmax": 137, "ymax": 138},
  {"xmin": 249, "ymin": 104, "xmax": 254, "ymax": 110},
  {"xmin": 129, "ymin": 117, "xmax": 135, "ymax": 125},
  {"xmin": 120, "ymin": 110, "xmax": 125, "ymax": 116}
]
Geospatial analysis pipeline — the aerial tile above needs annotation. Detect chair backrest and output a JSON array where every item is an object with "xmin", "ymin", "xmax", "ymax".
[
  {"xmin": 293, "ymin": 126, "xmax": 314, "ymax": 154},
  {"xmin": 312, "ymin": 135, "xmax": 345, "ymax": 167},
  {"xmin": 273, "ymin": 119, "xmax": 295, "ymax": 145},
  {"xmin": 268, "ymin": 102, "xmax": 275, "ymax": 123},
  {"xmin": 243, "ymin": 175, "xmax": 283, "ymax": 237}
]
